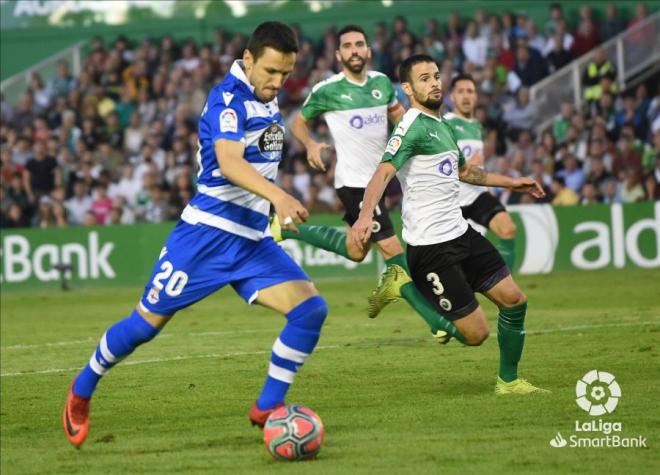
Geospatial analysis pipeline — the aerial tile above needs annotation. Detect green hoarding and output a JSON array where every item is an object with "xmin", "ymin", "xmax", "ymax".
[{"xmin": 1, "ymin": 203, "xmax": 659, "ymax": 292}]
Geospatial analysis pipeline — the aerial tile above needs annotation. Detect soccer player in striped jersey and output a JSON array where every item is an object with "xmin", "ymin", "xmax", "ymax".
[
  {"xmin": 352, "ymin": 55, "xmax": 548, "ymax": 394},
  {"xmin": 271, "ymin": 25, "xmax": 464, "ymax": 343},
  {"xmin": 444, "ymin": 73, "xmax": 517, "ymax": 270},
  {"xmin": 63, "ymin": 22, "xmax": 330, "ymax": 447}
]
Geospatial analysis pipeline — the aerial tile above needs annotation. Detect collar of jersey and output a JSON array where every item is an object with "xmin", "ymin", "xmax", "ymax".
[
  {"xmin": 444, "ymin": 111, "xmax": 477, "ymax": 123},
  {"xmin": 341, "ymin": 72, "xmax": 369, "ymax": 87},
  {"xmin": 229, "ymin": 60, "xmax": 255, "ymax": 94},
  {"xmin": 416, "ymin": 108, "xmax": 443, "ymax": 123}
]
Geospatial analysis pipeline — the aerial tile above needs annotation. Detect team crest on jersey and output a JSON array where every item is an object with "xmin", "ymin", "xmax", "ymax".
[
  {"xmin": 385, "ymin": 136, "xmax": 402, "ymax": 155},
  {"xmin": 147, "ymin": 287, "xmax": 160, "ymax": 304},
  {"xmin": 259, "ymin": 123, "xmax": 284, "ymax": 160},
  {"xmin": 371, "ymin": 89, "xmax": 382, "ymax": 99},
  {"xmin": 219, "ymin": 108, "xmax": 238, "ymax": 133},
  {"xmin": 439, "ymin": 298, "xmax": 452, "ymax": 311}
]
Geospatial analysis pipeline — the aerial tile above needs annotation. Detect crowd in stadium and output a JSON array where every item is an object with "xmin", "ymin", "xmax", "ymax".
[{"xmin": 1, "ymin": 2, "xmax": 658, "ymax": 229}]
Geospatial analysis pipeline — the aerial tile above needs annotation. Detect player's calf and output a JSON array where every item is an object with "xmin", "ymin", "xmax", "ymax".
[
  {"xmin": 71, "ymin": 309, "xmax": 162, "ymax": 399},
  {"xmin": 255, "ymin": 296, "xmax": 328, "ymax": 414},
  {"xmin": 453, "ymin": 307, "xmax": 490, "ymax": 346}
]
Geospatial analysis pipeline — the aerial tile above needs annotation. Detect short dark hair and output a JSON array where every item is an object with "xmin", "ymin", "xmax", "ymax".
[
  {"xmin": 398, "ymin": 54, "xmax": 436, "ymax": 83},
  {"xmin": 337, "ymin": 24, "xmax": 368, "ymax": 45},
  {"xmin": 247, "ymin": 21, "xmax": 299, "ymax": 60},
  {"xmin": 451, "ymin": 73, "xmax": 476, "ymax": 90}
]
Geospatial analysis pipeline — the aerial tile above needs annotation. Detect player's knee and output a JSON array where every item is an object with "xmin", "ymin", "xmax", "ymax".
[
  {"xmin": 500, "ymin": 221, "xmax": 516, "ymax": 240},
  {"xmin": 500, "ymin": 291, "xmax": 527, "ymax": 309},
  {"xmin": 464, "ymin": 327, "xmax": 490, "ymax": 346},
  {"xmin": 288, "ymin": 295, "xmax": 328, "ymax": 330},
  {"xmin": 346, "ymin": 246, "xmax": 368, "ymax": 262}
]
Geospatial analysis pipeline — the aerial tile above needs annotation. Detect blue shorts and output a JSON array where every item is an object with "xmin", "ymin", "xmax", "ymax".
[{"xmin": 139, "ymin": 221, "xmax": 309, "ymax": 316}]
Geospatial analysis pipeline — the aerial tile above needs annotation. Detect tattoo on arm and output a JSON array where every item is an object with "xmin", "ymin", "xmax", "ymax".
[{"xmin": 462, "ymin": 164, "xmax": 488, "ymax": 184}]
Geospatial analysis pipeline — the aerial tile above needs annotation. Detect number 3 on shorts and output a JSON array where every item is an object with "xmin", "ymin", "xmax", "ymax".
[
  {"xmin": 426, "ymin": 272, "xmax": 445, "ymax": 295},
  {"xmin": 152, "ymin": 261, "xmax": 189, "ymax": 297}
]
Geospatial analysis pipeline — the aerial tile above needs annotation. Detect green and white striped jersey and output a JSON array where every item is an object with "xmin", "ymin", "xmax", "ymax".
[
  {"xmin": 301, "ymin": 71, "xmax": 398, "ymax": 188},
  {"xmin": 443, "ymin": 112, "xmax": 485, "ymax": 206},
  {"xmin": 381, "ymin": 108, "xmax": 470, "ymax": 246}
]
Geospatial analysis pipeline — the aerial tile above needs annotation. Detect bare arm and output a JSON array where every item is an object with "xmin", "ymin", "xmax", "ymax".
[
  {"xmin": 459, "ymin": 162, "xmax": 545, "ymax": 197},
  {"xmin": 215, "ymin": 139, "xmax": 308, "ymax": 230},
  {"xmin": 291, "ymin": 112, "xmax": 329, "ymax": 172},
  {"xmin": 387, "ymin": 103, "xmax": 405, "ymax": 126},
  {"xmin": 351, "ymin": 162, "xmax": 398, "ymax": 249}
]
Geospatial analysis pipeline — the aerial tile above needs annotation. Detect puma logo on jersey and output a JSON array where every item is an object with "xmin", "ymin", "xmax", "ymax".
[
  {"xmin": 429, "ymin": 131, "xmax": 441, "ymax": 141},
  {"xmin": 340, "ymin": 93, "xmax": 353, "ymax": 101},
  {"xmin": 454, "ymin": 125, "xmax": 465, "ymax": 131}
]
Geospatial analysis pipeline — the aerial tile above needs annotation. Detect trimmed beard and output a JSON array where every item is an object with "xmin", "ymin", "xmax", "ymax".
[
  {"xmin": 419, "ymin": 96, "xmax": 443, "ymax": 111},
  {"xmin": 341, "ymin": 55, "xmax": 366, "ymax": 74}
]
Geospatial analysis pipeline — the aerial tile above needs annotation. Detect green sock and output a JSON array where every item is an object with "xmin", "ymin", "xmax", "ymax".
[
  {"xmin": 282, "ymin": 225, "xmax": 349, "ymax": 259},
  {"xmin": 495, "ymin": 238, "xmax": 515, "ymax": 271},
  {"xmin": 497, "ymin": 301, "xmax": 527, "ymax": 382},
  {"xmin": 385, "ymin": 254, "xmax": 466, "ymax": 344}
]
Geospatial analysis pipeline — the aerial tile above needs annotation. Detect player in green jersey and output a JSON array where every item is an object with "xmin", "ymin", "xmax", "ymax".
[
  {"xmin": 270, "ymin": 25, "xmax": 463, "ymax": 342},
  {"xmin": 352, "ymin": 55, "xmax": 548, "ymax": 394},
  {"xmin": 444, "ymin": 73, "xmax": 517, "ymax": 270}
]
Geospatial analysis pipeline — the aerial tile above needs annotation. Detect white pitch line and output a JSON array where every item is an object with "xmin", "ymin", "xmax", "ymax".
[
  {"xmin": 526, "ymin": 321, "xmax": 660, "ymax": 334},
  {"xmin": 1, "ymin": 323, "xmax": 380, "ymax": 351},
  {"xmin": 1, "ymin": 320, "xmax": 658, "ymax": 378}
]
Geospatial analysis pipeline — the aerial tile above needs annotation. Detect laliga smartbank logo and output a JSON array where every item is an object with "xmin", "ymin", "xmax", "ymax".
[
  {"xmin": 549, "ymin": 370, "xmax": 647, "ymax": 449},
  {"xmin": 575, "ymin": 369, "xmax": 620, "ymax": 415}
]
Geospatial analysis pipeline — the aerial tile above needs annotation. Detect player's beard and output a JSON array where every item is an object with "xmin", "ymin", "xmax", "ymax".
[
  {"xmin": 418, "ymin": 90, "xmax": 443, "ymax": 111},
  {"xmin": 341, "ymin": 54, "xmax": 367, "ymax": 74}
]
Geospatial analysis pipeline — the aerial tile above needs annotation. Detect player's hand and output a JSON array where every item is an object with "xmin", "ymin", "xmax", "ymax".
[
  {"xmin": 351, "ymin": 214, "xmax": 373, "ymax": 251},
  {"xmin": 306, "ymin": 141, "xmax": 330, "ymax": 172},
  {"xmin": 512, "ymin": 177, "xmax": 545, "ymax": 198},
  {"xmin": 274, "ymin": 193, "xmax": 309, "ymax": 233}
]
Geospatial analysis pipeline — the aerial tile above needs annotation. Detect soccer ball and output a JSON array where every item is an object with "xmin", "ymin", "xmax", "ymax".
[{"xmin": 263, "ymin": 404, "xmax": 324, "ymax": 461}]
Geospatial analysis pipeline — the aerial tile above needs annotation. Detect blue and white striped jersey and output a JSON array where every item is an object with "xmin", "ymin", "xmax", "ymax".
[{"xmin": 181, "ymin": 60, "xmax": 284, "ymax": 241}]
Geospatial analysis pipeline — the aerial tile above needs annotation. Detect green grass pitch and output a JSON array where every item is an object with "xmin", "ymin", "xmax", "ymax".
[{"xmin": 2, "ymin": 269, "xmax": 659, "ymax": 474}]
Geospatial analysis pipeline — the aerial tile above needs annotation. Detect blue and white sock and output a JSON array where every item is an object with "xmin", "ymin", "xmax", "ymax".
[
  {"xmin": 73, "ymin": 310, "xmax": 160, "ymax": 398},
  {"xmin": 256, "ymin": 296, "xmax": 328, "ymax": 410}
]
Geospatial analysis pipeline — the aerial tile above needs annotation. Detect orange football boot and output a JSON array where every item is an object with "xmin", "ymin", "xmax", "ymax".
[
  {"xmin": 249, "ymin": 401, "xmax": 284, "ymax": 428},
  {"xmin": 63, "ymin": 384, "xmax": 90, "ymax": 447}
]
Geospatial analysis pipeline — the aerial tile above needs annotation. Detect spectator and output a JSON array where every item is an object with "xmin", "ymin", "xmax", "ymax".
[
  {"xmin": 572, "ymin": 5, "xmax": 600, "ymax": 58},
  {"xmin": 48, "ymin": 60, "xmax": 77, "ymax": 99},
  {"xmin": 620, "ymin": 167, "xmax": 646, "ymax": 203},
  {"xmin": 462, "ymin": 21, "xmax": 488, "ymax": 68},
  {"xmin": 1, "ymin": 203, "xmax": 29, "ymax": 228},
  {"xmin": 513, "ymin": 42, "xmax": 547, "ymax": 87},
  {"xmin": 552, "ymin": 102, "xmax": 574, "ymax": 144},
  {"xmin": 551, "ymin": 177, "xmax": 579, "ymax": 206},
  {"xmin": 65, "ymin": 180, "xmax": 93, "ymax": 225},
  {"xmin": 580, "ymin": 182, "xmax": 600, "ymax": 204},
  {"xmin": 601, "ymin": 3, "xmax": 626, "ymax": 41},
  {"xmin": 503, "ymin": 87, "xmax": 537, "ymax": 134},
  {"xmin": 612, "ymin": 134, "xmax": 642, "ymax": 180},
  {"xmin": 24, "ymin": 141, "xmax": 60, "ymax": 198},
  {"xmin": 556, "ymin": 154, "xmax": 585, "ymax": 193},
  {"xmin": 91, "ymin": 184, "xmax": 113, "ymax": 224},
  {"xmin": 583, "ymin": 47, "xmax": 617, "ymax": 103},
  {"xmin": 546, "ymin": 31, "xmax": 573, "ymax": 73}
]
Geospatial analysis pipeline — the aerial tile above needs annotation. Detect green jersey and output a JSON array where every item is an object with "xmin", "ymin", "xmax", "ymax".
[
  {"xmin": 301, "ymin": 71, "xmax": 398, "ymax": 188},
  {"xmin": 382, "ymin": 108, "xmax": 469, "ymax": 245},
  {"xmin": 443, "ymin": 112, "xmax": 485, "ymax": 206}
]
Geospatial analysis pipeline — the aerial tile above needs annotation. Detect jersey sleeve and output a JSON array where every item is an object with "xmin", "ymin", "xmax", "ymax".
[
  {"xmin": 385, "ymin": 81, "xmax": 399, "ymax": 110},
  {"xmin": 300, "ymin": 87, "xmax": 326, "ymax": 120},
  {"xmin": 381, "ymin": 133, "xmax": 415, "ymax": 170},
  {"xmin": 445, "ymin": 122, "xmax": 467, "ymax": 167},
  {"xmin": 209, "ymin": 102, "xmax": 247, "ymax": 143}
]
